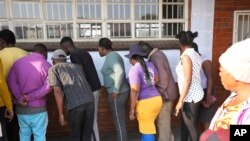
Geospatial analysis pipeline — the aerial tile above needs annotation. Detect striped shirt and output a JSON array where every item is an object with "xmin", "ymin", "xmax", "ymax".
[{"xmin": 48, "ymin": 62, "xmax": 94, "ymax": 111}]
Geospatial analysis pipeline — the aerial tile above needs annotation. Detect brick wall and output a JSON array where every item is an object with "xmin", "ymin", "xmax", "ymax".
[
  {"xmin": 212, "ymin": 0, "xmax": 250, "ymax": 105},
  {"xmin": 46, "ymin": 86, "xmax": 180, "ymax": 136}
]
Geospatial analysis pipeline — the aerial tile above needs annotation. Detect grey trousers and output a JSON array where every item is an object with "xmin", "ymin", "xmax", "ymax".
[
  {"xmin": 108, "ymin": 91, "xmax": 129, "ymax": 141},
  {"xmin": 157, "ymin": 100, "xmax": 175, "ymax": 141}
]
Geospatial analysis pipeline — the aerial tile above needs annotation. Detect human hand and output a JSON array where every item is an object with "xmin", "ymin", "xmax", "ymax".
[
  {"xmin": 175, "ymin": 101, "xmax": 183, "ymax": 116},
  {"xmin": 59, "ymin": 114, "xmax": 67, "ymax": 126},
  {"xmin": 129, "ymin": 109, "xmax": 136, "ymax": 120},
  {"xmin": 205, "ymin": 94, "xmax": 213, "ymax": 106},
  {"xmin": 5, "ymin": 109, "xmax": 14, "ymax": 122}
]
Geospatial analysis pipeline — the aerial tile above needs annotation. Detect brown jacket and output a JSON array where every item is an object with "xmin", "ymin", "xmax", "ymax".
[{"xmin": 148, "ymin": 48, "xmax": 178, "ymax": 101}]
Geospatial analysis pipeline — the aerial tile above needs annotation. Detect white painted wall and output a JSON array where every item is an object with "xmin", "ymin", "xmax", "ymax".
[
  {"xmin": 48, "ymin": 50, "xmax": 180, "ymax": 84},
  {"xmin": 191, "ymin": 0, "xmax": 215, "ymax": 60}
]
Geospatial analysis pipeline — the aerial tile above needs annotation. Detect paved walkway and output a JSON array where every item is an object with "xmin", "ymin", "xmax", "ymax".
[{"xmin": 47, "ymin": 128, "xmax": 180, "ymax": 141}]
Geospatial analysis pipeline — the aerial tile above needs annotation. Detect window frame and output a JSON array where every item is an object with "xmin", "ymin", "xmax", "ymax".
[
  {"xmin": 233, "ymin": 10, "xmax": 250, "ymax": 43},
  {"xmin": 0, "ymin": 0, "xmax": 189, "ymax": 42}
]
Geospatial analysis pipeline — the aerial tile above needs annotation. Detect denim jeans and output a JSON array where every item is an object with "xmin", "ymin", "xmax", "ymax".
[
  {"xmin": 17, "ymin": 111, "xmax": 48, "ymax": 141},
  {"xmin": 68, "ymin": 102, "xmax": 95, "ymax": 141}
]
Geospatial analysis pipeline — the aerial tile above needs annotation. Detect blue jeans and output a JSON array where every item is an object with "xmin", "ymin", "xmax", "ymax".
[{"xmin": 17, "ymin": 112, "xmax": 48, "ymax": 141}]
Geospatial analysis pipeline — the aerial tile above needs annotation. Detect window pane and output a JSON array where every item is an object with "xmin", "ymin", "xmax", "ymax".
[
  {"xmin": 77, "ymin": 0, "xmax": 102, "ymax": 19},
  {"xmin": 0, "ymin": 22, "xmax": 9, "ymax": 30},
  {"xmin": 12, "ymin": 0, "xmax": 41, "ymax": 19},
  {"xmin": 237, "ymin": 14, "xmax": 250, "ymax": 41},
  {"xmin": 46, "ymin": 23, "xmax": 73, "ymax": 39},
  {"xmin": 45, "ymin": 1, "xmax": 72, "ymax": 20},
  {"xmin": 107, "ymin": 23, "xmax": 131, "ymax": 38},
  {"xmin": 135, "ymin": 23, "xmax": 159, "ymax": 38},
  {"xmin": 14, "ymin": 22, "xmax": 43, "ymax": 39},
  {"xmin": 135, "ymin": 0, "xmax": 158, "ymax": 20},
  {"xmin": 162, "ymin": 0, "xmax": 184, "ymax": 19},
  {"xmin": 107, "ymin": 0, "xmax": 131, "ymax": 20},
  {"xmin": 77, "ymin": 23, "xmax": 102, "ymax": 38},
  {"xmin": 0, "ymin": 0, "xmax": 7, "ymax": 18},
  {"xmin": 162, "ymin": 22, "xmax": 184, "ymax": 37}
]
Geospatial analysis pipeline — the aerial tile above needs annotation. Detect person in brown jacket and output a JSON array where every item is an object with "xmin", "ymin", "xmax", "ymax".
[{"xmin": 139, "ymin": 41, "xmax": 178, "ymax": 141}]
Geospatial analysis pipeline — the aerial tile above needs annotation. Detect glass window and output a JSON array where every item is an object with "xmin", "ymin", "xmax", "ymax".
[
  {"xmin": 236, "ymin": 13, "xmax": 250, "ymax": 42},
  {"xmin": 13, "ymin": 22, "xmax": 43, "ymax": 39},
  {"xmin": 12, "ymin": 0, "xmax": 40, "ymax": 19},
  {"xmin": 134, "ymin": 0, "xmax": 158, "ymax": 20},
  {"xmin": 0, "ymin": 22, "xmax": 9, "ymax": 30},
  {"xmin": 135, "ymin": 23, "xmax": 159, "ymax": 38},
  {"xmin": 107, "ymin": 23, "xmax": 131, "ymax": 38},
  {"xmin": 108, "ymin": 0, "xmax": 131, "ymax": 20},
  {"xmin": 46, "ymin": 23, "xmax": 73, "ymax": 39},
  {"xmin": 77, "ymin": 23, "xmax": 102, "ymax": 38},
  {"xmin": 0, "ymin": 0, "xmax": 7, "ymax": 19},
  {"xmin": 162, "ymin": 0, "xmax": 184, "ymax": 19},
  {"xmin": 45, "ymin": 0, "xmax": 72, "ymax": 20},
  {"xmin": 77, "ymin": 0, "xmax": 101, "ymax": 19},
  {"xmin": 162, "ymin": 22, "xmax": 184, "ymax": 37}
]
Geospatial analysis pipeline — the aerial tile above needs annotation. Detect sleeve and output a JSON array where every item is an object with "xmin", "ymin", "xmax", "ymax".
[
  {"xmin": 108, "ymin": 56, "xmax": 125, "ymax": 94},
  {"xmin": 48, "ymin": 67, "xmax": 62, "ymax": 87},
  {"xmin": 7, "ymin": 64, "xmax": 23, "ymax": 103},
  {"xmin": 128, "ymin": 66, "xmax": 140, "ymax": 85},
  {"xmin": 27, "ymin": 64, "xmax": 52, "ymax": 101},
  {"xmin": 0, "ymin": 62, "xmax": 13, "ymax": 111},
  {"xmin": 240, "ymin": 107, "xmax": 250, "ymax": 124}
]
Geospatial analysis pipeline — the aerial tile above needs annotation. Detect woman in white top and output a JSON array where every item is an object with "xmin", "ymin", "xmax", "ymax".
[{"xmin": 175, "ymin": 31, "xmax": 204, "ymax": 141}]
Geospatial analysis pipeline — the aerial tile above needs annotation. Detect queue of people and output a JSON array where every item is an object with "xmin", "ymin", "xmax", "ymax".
[{"xmin": 0, "ymin": 28, "xmax": 250, "ymax": 141}]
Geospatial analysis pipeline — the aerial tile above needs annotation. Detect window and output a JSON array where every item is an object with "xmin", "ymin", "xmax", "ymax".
[
  {"xmin": 77, "ymin": 23, "xmax": 102, "ymax": 38},
  {"xmin": 134, "ymin": 0, "xmax": 159, "ymax": 20},
  {"xmin": 0, "ymin": 22, "xmax": 9, "ymax": 30},
  {"xmin": 12, "ymin": 0, "xmax": 41, "ymax": 19},
  {"xmin": 14, "ymin": 22, "xmax": 43, "ymax": 39},
  {"xmin": 46, "ymin": 23, "xmax": 73, "ymax": 39},
  {"xmin": 77, "ymin": 0, "xmax": 102, "ymax": 19},
  {"xmin": 45, "ymin": 0, "xmax": 72, "ymax": 20},
  {"xmin": 233, "ymin": 11, "xmax": 250, "ymax": 43},
  {"xmin": 162, "ymin": 0, "xmax": 185, "ymax": 37},
  {"xmin": 0, "ymin": 0, "xmax": 188, "ymax": 41},
  {"xmin": 0, "ymin": 0, "xmax": 7, "ymax": 19},
  {"xmin": 107, "ymin": 23, "xmax": 131, "ymax": 38}
]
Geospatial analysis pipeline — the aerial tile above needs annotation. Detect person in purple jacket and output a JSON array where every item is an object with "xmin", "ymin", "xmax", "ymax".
[
  {"xmin": 125, "ymin": 45, "xmax": 162, "ymax": 141},
  {"xmin": 7, "ymin": 44, "xmax": 52, "ymax": 141}
]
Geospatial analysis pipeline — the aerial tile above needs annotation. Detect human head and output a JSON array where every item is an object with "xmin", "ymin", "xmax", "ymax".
[
  {"xmin": 51, "ymin": 49, "xmax": 67, "ymax": 65},
  {"xmin": 0, "ymin": 29, "xmax": 16, "ymax": 47},
  {"xmin": 219, "ymin": 39, "xmax": 250, "ymax": 90},
  {"xmin": 33, "ymin": 43, "xmax": 48, "ymax": 59},
  {"xmin": 125, "ymin": 44, "xmax": 147, "ymax": 62},
  {"xmin": 138, "ymin": 41, "xmax": 153, "ymax": 58},
  {"xmin": 175, "ymin": 31, "xmax": 198, "ymax": 47},
  {"xmin": 98, "ymin": 38, "xmax": 113, "ymax": 57},
  {"xmin": 60, "ymin": 36, "xmax": 75, "ymax": 56}
]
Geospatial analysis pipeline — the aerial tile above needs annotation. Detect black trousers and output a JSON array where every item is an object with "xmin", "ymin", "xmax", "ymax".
[
  {"xmin": 0, "ymin": 107, "xmax": 7, "ymax": 141},
  {"xmin": 68, "ymin": 102, "xmax": 95, "ymax": 141},
  {"xmin": 180, "ymin": 101, "xmax": 201, "ymax": 141}
]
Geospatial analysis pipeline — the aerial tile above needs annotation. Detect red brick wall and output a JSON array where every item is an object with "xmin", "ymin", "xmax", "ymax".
[{"xmin": 212, "ymin": 0, "xmax": 250, "ymax": 105}]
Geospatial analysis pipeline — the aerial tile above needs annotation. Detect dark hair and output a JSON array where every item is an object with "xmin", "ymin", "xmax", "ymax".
[
  {"xmin": 175, "ymin": 31, "xmax": 198, "ymax": 46},
  {"xmin": 60, "ymin": 36, "xmax": 74, "ymax": 46},
  {"xmin": 0, "ymin": 29, "xmax": 16, "ymax": 45},
  {"xmin": 99, "ymin": 38, "xmax": 113, "ymax": 50},
  {"xmin": 33, "ymin": 43, "xmax": 48, "ymax": 53},
  {"xmin": 131, "ymin": 55, "xmax": 152, "ymax": 85},
  {"xmin": 138, "ymin": 41, "xmax": 153, "ymax": 56},
  {"xmin": 192, "ymin": 42, "xmax": 199, "ymax": 53}
]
